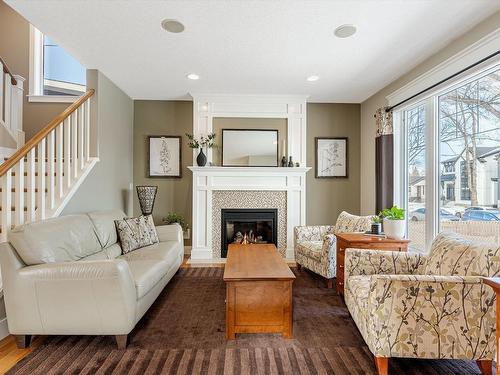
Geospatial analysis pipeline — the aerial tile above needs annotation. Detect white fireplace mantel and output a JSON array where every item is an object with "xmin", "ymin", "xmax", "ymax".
[{"xmin": 189, "ymin": 166, "xmax": 311, "ymax": 260}]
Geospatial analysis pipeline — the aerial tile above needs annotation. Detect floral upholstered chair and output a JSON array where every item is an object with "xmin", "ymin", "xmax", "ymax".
[
  {"xmin": 344, "ymin": 232, "xmax": 500, "ymax": 375},
  {"xmin": 294, "ymin": 211, "xmax": 372, "ymax": 288}
]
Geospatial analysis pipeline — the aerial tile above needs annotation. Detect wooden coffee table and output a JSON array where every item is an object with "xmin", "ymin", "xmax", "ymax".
[{"xmin": 223, "ymin": 243, "xmax": 295, "ymax": 340}]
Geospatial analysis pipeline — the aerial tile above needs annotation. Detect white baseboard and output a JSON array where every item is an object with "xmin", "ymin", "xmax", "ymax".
[{"xmin": 0, "ymin": 318, "xmax": 9, "ymax": 341}]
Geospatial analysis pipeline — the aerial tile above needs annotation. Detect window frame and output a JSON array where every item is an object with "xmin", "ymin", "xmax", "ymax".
[
  {"xmin": 28, "ymin": 25, "xmax": 84, "ymax": 103},
  {"xmin": 394, "ymin": 58, "xmax": 500, "ymax": 252}
]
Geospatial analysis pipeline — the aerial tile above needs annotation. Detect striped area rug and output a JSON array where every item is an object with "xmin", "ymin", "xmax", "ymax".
[{"xmin": 8, "ymin": 267, "xmax": 485, "ymax": 374}]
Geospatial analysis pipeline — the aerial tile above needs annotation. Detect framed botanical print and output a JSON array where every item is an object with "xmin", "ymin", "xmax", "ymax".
[
  {"xmin": 148, "ymin": 136, "xmax": 182, "ymax": 178},
  {"xmin": 315, "ymin": 137, "xmax": 348, "ymax": 178}
]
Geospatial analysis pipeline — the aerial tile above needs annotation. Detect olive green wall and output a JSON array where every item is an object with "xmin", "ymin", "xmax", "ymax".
[
  {"xmin": 0, "ymin": 1, "xmax": 70, "ymax": 141},
  {"xmin": 306, "ymin": 103, "xmax": 361, "ymax": 224},
  {"xmin": 133, "ymin": 102, "xmax": 361, "ymax": 230},
  {"xmin": 133, "ymin": 101, "xmax": 193, "ymax": 244}
]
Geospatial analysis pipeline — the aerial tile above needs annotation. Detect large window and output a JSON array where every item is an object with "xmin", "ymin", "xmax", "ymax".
[
  {"xmin": 29, "ymin": 26, "xmax": 86, "ymax": 102},
  {"xmin": 398, "ymin": 64, "xmax": 500, "ymax": 252}
]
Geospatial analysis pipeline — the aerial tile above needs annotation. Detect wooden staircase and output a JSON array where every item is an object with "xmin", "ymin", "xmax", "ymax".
[{"xmin": 0, "ymin": 89, "xmax": 98, "ymax": 241}]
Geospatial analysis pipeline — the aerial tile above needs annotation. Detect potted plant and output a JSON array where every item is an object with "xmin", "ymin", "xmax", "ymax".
[
  {"xmin": 162, "ymin": 212, "xmax": 190, "ymax": 239},
  {"xmin": 380, "ymin": 205, "xmax": 405, "ymax": 239},
  {"xmin": 186, "ymin": 133, "xmax": 217, "ymax": 167},
  {"xmin": 371, "ymin": 215, "xmax": 383, "ymax": 235}
]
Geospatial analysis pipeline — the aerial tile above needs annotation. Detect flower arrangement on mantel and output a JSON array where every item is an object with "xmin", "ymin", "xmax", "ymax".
[{"xmin": 186, "ymin": 133, "xmax": 217, "ymax": 167}]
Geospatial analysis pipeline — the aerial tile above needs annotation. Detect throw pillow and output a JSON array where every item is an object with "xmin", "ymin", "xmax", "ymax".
[
  {"xmin": 144, "ymin": 215, "xmax": 159, "ymax": 244},
  {"xmin": 115, "ymin": 216, "xmax": 153, "ymax": 254}
]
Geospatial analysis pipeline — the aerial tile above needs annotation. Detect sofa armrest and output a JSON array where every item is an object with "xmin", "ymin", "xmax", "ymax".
[
  {"xmin": 345, "ymin": 248, "xmax": 426, "ymax": 279},
  {"xmin": 6, "ymin": 259, "xmax": 137, "ymax": 335},
  {"xmin": 294, "ymin": 225, "xmax": 334, "ymax": 243},
  {"xmin": 364, "ymin": 274, "xmax": 495, "ymax": 359},
  {"xmin": 156, "ymin": 224, "xmax": 183, "ymax": 243}
]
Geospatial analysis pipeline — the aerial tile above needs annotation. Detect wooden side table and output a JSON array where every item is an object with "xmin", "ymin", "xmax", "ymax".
[
  {"xmin": 336, "ymin": 233, "xmax": 409, "ymax": 296},
  {"xmin": 483, "ymin": 278, "xmax": 500, "ymax": 375}
]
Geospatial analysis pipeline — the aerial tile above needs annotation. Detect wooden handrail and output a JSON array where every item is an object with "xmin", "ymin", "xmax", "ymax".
[
  {"xmin": 0, "ymin": 57, "xmax": 18, "ymax": 85},
  {"xmin": 0, "ymin": 89, "xmax": 95, "ymax": 177}
]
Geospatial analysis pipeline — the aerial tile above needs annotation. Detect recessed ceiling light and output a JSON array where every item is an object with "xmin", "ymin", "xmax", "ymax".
[
  {"xmin": 307, "ymin": 75, "xmax": 319, "ymax": 82},
  {"xmin": 186, "ymin": 73, "xmax": 200, "ymax": 80},
  {"xmin": 161, "ymin": 19, "xmax": 185, "ymax": 33},
  {"xmin": 334, "ymin": 24, "xmax": 357, "ymax": 38}
]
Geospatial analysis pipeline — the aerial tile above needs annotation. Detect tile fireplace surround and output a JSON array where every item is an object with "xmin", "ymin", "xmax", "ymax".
[{"xmin": 189, "ymin": 166, "xmax": 311, "ymax": 261}]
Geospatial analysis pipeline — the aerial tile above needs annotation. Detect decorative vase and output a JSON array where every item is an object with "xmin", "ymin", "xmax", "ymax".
[
  {"xmin": 196, "ymin": 148, "xmax": 207, "ymax": 167},
  {"xmin": 281, "ymin": 156, "xmax": 287, "ymax": 167},
  {"xmin": 287, "ymin": 156, "xmax": 293, "ymax": 167},
  {"xmin": 136, "ymin": 186, "xmax": 158, "ymax": 215},
  {"xmin": 371, "ymin": 223, "xmax": 382, "ymax": 235},
  {"xmin": 383, "ymin": 218, "xmax": 405, "ymax": 239}
]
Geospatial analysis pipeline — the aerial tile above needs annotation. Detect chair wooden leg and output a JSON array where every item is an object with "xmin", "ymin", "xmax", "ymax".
[
  {"xmin": 115, "ymin": 334, "xmax": 128, "ymax": 349},
  {"xmin": 374, "ymin": 356, "xmax": 388, "ymax": 375},
  {"xmin": 476, "ymin": 359, "xmax": 492, "ymax": 375},
  {"xmin": 14, "ymin": 335, "xmax": 32, "ymax": 349},
  {"xmin": 326, "ymin": 278, "xmax": 334, "ymax": 289}
]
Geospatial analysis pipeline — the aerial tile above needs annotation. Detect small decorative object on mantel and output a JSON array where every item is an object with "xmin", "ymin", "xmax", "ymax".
[
  {"xmin": 186, "ymin": 132, "xmax": 217, "ymax": 167},
  {"xmin": 295, "ymin": 162, "xmax": 300, "ymax": 167},
  {"xmin": 281, "ymin": 156, "xmax": 287, "ymax": 167},
  {"xmin": 287, "ymin": 156, "xmax": 293, "ymax": 167},
  {"xmin": 315, "ymin": 137, "xmax": 348, "ymax": 178},
  {"xmin": 136, "ymin": 186, "xmax": 158, "ymax": 215},
  {"xmin": 148, "ymin": 136, "xmax": 181, "ymax": 178}
]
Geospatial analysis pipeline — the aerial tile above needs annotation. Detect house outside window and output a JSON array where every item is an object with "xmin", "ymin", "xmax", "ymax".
[{"xmin": 29, "ymin": 25, "xmax": 86, "ymax": 102}]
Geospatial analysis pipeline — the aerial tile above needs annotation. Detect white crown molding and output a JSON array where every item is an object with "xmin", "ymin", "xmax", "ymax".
[{"xmin": 386, "ymin": 28, "xmax": 500, "ymax": 107}]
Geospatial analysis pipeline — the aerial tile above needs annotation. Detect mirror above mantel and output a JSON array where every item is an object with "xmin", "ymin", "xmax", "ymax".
[{"xmin": 212, "ymin": 117, "xmax": 287, "ymax": 167}]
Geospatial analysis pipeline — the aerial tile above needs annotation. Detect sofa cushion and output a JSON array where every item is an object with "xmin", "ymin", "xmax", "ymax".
[
  {"xmin": 87, "ymin": 210, "xmax": 126, "ymax": 248},
  {"xmin": 425, "ymin": 231, "xmax": 500, "ymax": 276},
  {"xmin": 115, "ymin": 216, "xmax": 153, "ymax": 254},
  {"xmin": 104, "ymin": 243, "xmax": 123, "ymax": 259},
  {"xmin": 119, "ymin": 241, "xmax": 180, "ymax": 264},
  {"xmin": 335, "ymin": 211, "xmax": 372, "ymax": 234},
  {"xmin": 126, "ymin": 260, "xmax": 171, "ymax": 299},
  {"xmin": 295, "ymin": 241, "xmax": 322, "ymax": 261},
  {"xmin": 9, "ymin": 215, "xmax": 102, "ymax": 265}
]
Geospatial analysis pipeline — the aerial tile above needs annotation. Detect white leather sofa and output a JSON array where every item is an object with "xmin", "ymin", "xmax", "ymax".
[{"xmin": 0, "ymin": 210, "xmax": 184, "ymax": 349}]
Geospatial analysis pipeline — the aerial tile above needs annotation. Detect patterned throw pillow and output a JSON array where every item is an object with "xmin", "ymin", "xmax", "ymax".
[
  {"xmin": 115, "ymin": 216, "xmax": 153, "ymax": 254},
  {"xmin": 144, "ymin": 215, "xmax": 159, "ymax": 244}
]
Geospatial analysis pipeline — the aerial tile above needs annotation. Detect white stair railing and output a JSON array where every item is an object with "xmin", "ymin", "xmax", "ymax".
[
  {"xmin": 0, "ymin": 57, "xmax": 25, "ymax": 148},
  {"xmin": 0, "ymin": 89, "xmax": 95, "ymax": 240}
]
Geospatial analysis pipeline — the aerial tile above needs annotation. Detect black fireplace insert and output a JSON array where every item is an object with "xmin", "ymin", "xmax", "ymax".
[{"xmin": 221, "ymin": 208, "xmax": 278, "ymax": 258}]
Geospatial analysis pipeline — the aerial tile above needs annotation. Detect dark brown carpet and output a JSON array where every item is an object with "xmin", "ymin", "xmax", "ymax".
[{"xmin": 8, "ymin": 267, "xmax": 486, "ymax": 374}]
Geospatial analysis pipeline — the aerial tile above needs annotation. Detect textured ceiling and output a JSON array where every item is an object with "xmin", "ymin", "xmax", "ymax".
[{"xmin": 6, "ymin": 0, "xmax": 500, "ymax": 102}]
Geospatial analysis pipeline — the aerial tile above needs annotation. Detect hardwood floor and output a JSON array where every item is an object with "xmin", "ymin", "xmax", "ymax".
[{"xmin": 0, "ymin": 335, "xmax": 44, "ymax": 375}]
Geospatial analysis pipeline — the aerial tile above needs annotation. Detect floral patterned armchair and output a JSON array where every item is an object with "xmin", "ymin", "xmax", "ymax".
[
  {"xmin": 294, "ymin": 211, "xmax": 372, "ymax": 287},
  {"xmin": 344, "ymin": 232, "xmax": 500, "ymax": 375}
]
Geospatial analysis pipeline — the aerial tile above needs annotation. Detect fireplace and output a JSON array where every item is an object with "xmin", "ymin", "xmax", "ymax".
[{"xmin": 221, "ymin": 208, "xmax": 278, "ymax": 258}]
